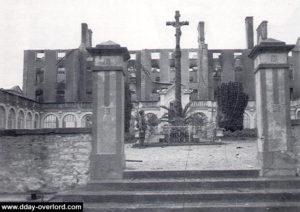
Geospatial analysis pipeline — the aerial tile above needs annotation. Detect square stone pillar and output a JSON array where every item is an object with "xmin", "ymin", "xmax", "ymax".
[
  {"xmin": 87, "ymin": 41, "xmax": 129, "ymax": 180},
  {"xmin": 249, "ymin": 38, "xmax": 295, "ymax": 176}
]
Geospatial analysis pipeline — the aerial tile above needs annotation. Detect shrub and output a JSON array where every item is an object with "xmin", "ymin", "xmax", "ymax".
[{"xmin": 223, "ymin": 128, "xmax": 257, "ymax": 138}]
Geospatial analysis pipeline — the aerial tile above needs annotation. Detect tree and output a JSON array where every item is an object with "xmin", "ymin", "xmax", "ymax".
[{"xmin": 216, "ymin": 82, "xmax": 249, "ymax": 131}]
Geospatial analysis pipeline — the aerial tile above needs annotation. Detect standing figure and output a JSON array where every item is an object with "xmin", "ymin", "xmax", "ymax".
[{"xmin": 137, "ymin": 110, "xmax": 147, "ymax": 146}]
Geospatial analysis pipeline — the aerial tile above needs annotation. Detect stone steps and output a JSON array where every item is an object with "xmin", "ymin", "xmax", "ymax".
[
  {"xmin": 123, "ymin": 169, "xmax": 260, "ymax": 179},
  {"xmin": 84, "ymin": 202, "xmax": 300, "ymax": 212},
  {"xmin": 52, "ymin": 170, "xmax": 300, "ymax": 211},
  {"xmin": 58, "ymin": 188, "xmax": 300, "ymax": 203},
  {"xmin": 86, "ymin": 177, "xmax": 300, "ymax": 191}
]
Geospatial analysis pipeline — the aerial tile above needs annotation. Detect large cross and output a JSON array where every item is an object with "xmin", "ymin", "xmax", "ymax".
[
  {"xmin": 166, "ymin": 11, "xmax": 189, "ymax": 117},
  {"xmin": 166, "ymin": 11, "xmax": 189, "ymax": 50}
]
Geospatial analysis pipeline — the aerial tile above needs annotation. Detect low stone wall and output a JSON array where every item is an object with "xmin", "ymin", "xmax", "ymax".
[{"xmin": 0, "ymin": 128, "xmax": 92, "ymax": 193}]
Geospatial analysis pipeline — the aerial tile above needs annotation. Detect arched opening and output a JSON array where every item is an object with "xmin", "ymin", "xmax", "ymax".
[
  {"xmin": 43, "ymin": 114, "xmax": 58, "ymax": 128},
  {"xmin": 63, "ymin": 114, "xmax": 77, "ymax": 128},
  {"xmin": 0, "ymin": 106, "xmax": 6, "ymax": 129},
  {"xmin": 34, "ymin": 114, "xmax": 40, "ymax": 129},
  {"xmin": 26, "ymin": 112, "xmax": 33, "ymax": 129},
  {"xmin": 17, "ymin": 110, "xmax": 25, "ymax": 129},
  {"xmin": 297, "ymin": 111, "xmax": 300, "ymax": 119},
  {"xmin": 7, "ymin": 108, "xmax": 16, "ymax": 129},
  {"xmin": 81, "ymin": 114, "xmax": 92, "ymax": 128},
  {"xmin": 243, "ymin": 113, "xmax": 250, "ymax": 129}
]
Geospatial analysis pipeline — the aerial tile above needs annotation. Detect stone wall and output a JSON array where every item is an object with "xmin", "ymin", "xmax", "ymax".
[
  {"xmin": 292, "ymin": 120, "xmax": 300, "ymax": 175},
  {"xmin": 0, "ymin": 128, "xmax": 92, "ymax": 193}
]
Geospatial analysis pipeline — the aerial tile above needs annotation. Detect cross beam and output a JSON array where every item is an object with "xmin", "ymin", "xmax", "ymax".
[{"xmin": 166, "ymin": 11, "xmax": 189, "ymax": 49}]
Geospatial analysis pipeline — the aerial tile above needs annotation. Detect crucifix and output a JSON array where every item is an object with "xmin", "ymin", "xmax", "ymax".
[{"xmin": 166, "ymin": 11, "xmax": 189, "ymax": 116}]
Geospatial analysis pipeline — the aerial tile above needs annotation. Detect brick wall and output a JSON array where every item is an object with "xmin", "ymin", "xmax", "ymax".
[{"xmin": 0, "ymin": 128, "xmax": 92, "ymax": 193}]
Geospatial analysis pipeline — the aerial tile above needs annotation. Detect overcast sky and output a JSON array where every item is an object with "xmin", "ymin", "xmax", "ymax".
[{"xmin": 0, "ymin": 0, "xmax": 300, "ymax": 89}]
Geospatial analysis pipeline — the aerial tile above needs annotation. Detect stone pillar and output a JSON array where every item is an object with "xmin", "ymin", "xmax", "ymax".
[
  {"xmin": 87, "ymin": 41, "xmax": 130, "ymax": 180},
  {"xmin": 249, "ymin": 38, "xmax": 295, "ymax": 176}
]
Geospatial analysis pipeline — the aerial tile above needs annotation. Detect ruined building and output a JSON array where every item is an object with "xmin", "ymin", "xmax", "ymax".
[{"xmin": 1, "ymin": 17, "xmax": 300, "ymax": 129}]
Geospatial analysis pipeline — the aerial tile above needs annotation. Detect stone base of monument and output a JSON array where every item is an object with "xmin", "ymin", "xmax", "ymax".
[
  {"xmin": 90, "ymin": 153, "xmax": 125, "ymax": 180},
  {"xmin": 259, "ymin": 151, "xmax": 297, "ymax": 177}
]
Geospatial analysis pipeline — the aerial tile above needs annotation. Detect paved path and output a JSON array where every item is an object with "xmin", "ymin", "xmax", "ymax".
[{"xmin": 125, "ymin": 140, "xmax": 258, "ymax": 171}]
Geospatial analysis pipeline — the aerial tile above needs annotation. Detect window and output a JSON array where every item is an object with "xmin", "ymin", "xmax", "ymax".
[
  {"xmin": 288, "ymin": 51, "xmax": 292, "ymax": 57},
  {"xmin": 35, "ymin": 89, "xmax": 44, "ymax": 102},
  {"xmin": 151, "ymin": 52, "xmax": 160, "ymax": 60},
  {"xmin": 7, "ymin": 109, "xmax": 16, "ymax": 129},
  {"xmin": 81, "ymin": 115, "xmax": 92, "ymax": 128},
  {"xmin": 290, "ymin": 88, "xmax": 294, "ymax": 100},
  {"xmin": 56, "ymin": 90, "xmax": 65, "ymax": 103},
  {"xmin": 130, "ymin": 53, "xmax": 136, "ymax": 60},
  {"xmin": 17, "ymin": 111, "xmax": 25, "ymax": 129},
  {"xmin": 169, "ymin": 52, "xmax": 174, "ymax": 59},
  {"xmin": 36, "ymin": 69, "xmax": 44, "ymax": 84},
  {"xmin": 43, "ymin": 114, "xmax": 58, "ymax": 128},
  {"xmin": 36, "ymin": 52, "xmax": 45, "ymax": 60},
  {"xmin": 26, "ymin": 113, "xmax": 33, "ymax": 129},
  {"xmin": 290, "ymin": 66, "xmax": 294, "ymax": 80},
  {"xmin": 155, "ymin": 76, "xmax": 160, "ymax": 81},
  {"xmin": 297, "ymin": 111, "xmax": 300, "ymax": 119},
  {"xmin": 212, "ymin": 53, "xmax": 221, "ymax": 59},
  {"xmin": 189, "ymin": 76, "xmax": 194, "ymax": 82},
  {"xmin": 151, "ymin": 68, "xmax": 160, "ymax": 72},
  {"xmin": 189, "ymin": 52, "xmax": 197, "ymax": 59},
  {"xmin": 0, "ymin": 106, "xmax": 6, "ymax": 129},
  {"xmin": 34, "ymin": 114, "xmax": 40, "ymax": 129},
  {"xmin": 243, "ymin": 113, "xmax": 250, "ymax": 129},
  {"xmin": 189, "ymin": 66, "xmax": 197, "ymax": 72},
  {"xmin": 63, "ymin": 114, "xmax": 77, "ymax": 128},
  {"xmin": 57, "ymin": 67, "xmax": 66, "ymax": 83},
  {"xmin": 234, "ymin": 52, "xmax": 242, "ymax": 58},
  {"xmin": 57, "ymin": 52, "xmax": 66, "ymax": 59}
]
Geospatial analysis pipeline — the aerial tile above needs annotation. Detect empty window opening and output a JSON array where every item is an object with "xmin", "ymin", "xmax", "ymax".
[
  {"xmin": 234, "ymin": 52, "xmax": 243, "ymax": 58},
  {"xmin": 35, "ymin": 89, "xmax": 44, "ymax": 102},
  {"xmin": 130, "ymin": 53, "xmax": 136, "ymax": 60},
  {"xmin": 36, "ymin": 69, "xmax": 44, "ymax": 84},
  {"xmin": 189, "ymin": 52, "xmax": 197, "ymax": 59},
  {"xmin": 36, "ymin": 52, "xmax": 45, "ymax": 60},
  {"xmin": 57, "ymin": 67, "xmax": 66, "ymax": 83},
  {"xmin": 151, "ymin": 52, "xmax": 160, "ymax": 60},
  {"xmin": 189, "ymin": 66, "xmax": 198, "ymax": 72},
  {"xmin": 57, "ymin": 52, "xmax": 66, "ymax": 59},
  {"xmin": 212, "ymin": 53, "xmax": 221, "ymax": 59},
  {"xmin": 151, "ymin": 68, "xmax": 160, "ymax": 72}
]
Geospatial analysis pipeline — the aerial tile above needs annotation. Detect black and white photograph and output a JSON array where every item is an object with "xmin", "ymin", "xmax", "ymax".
[{"xmin": 0, "ymin": 0, "xmax": 300, "ymax": 211}]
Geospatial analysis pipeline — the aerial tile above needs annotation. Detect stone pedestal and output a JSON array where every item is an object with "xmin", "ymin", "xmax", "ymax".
[
  {"xmin": 249, "ymin": 38, "xmax": 296, "ymax": 176},
  {"xmin": 87, "ymin": 41, "xmax": 129, "ymax": 180}
]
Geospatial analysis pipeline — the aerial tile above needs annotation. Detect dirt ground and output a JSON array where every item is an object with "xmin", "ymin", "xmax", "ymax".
[{"xmin": 125, "ymin": 140, "xmax": 258, "ymax": 170}]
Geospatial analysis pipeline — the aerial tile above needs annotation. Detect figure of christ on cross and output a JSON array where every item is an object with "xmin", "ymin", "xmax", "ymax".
[{"xmin": 166, "ymin": 11, "xmax": 189, "ymax": 117}]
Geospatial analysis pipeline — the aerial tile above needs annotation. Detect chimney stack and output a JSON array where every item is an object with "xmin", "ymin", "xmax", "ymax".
[
  {"xmin": 245, "ymin": 17, "xmax": 254, "ymax": 49},
  {"xmin": 80, "ymin": 23, "xmax": 92, "ymax": 49},
  {"xmin": 198, "ymin": 22, "xmax": 205, "ymax": 45},
  {"xmin": 256, "ymin": 21, "xmax": 268, "ymax": 44},
  {"xmin": 88, "ymin": 29, "xmax": 93, "ymax": 47}
]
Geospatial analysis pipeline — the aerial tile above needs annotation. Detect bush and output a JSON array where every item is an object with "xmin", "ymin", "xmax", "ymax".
[{"xmin": 223, "ymin": 128, "xmax": 257, "ymax": 138}]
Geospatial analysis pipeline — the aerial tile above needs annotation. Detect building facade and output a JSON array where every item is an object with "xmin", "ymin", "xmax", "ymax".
[{"xmin": 1, "ymin": 17, "xmax": 300, "ymax": 130}]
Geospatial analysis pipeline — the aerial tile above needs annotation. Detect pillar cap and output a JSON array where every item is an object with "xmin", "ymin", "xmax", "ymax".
[
  {"xmin": 249, "ymin": 38, "xmax": 294, "ymax": 59},
  {"xmin": 87, "ymin": 40, "xmax": 130, "ymax": 61}
]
